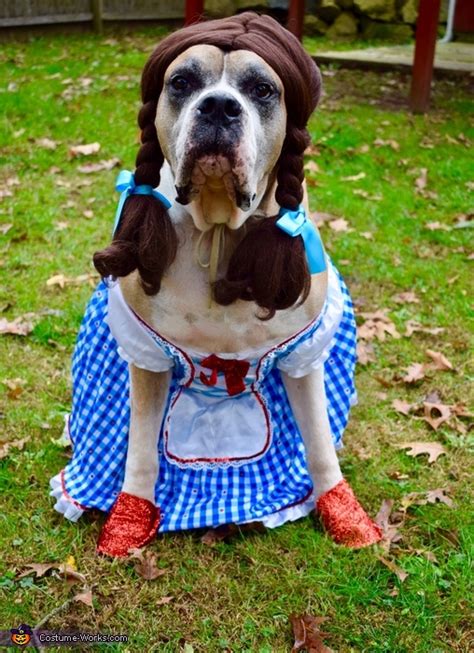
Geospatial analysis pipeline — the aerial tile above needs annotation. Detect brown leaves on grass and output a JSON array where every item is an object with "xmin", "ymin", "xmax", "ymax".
[
  {"xmin": 375, "ymin": 499, "xmax": 403, "ymax": 554},
  {"xmin": 377, "ymin": 556, "xmax": 408, "ymax": 583},
  {"xmin": 400, "ymin": 488, "xmax": 454, "ymax": 511},
  {"xmin": 46, "ymin": 272, "xmax": 99, "ymax": 289},
  {"xmin": 402, "ymin": 363, "xmax": 426, "ymax": 384},
  {"xmin": 397, "ymin": 441, "xmax": 447, "ymax": 464},
  {"xmin": 0, "ymin": 175, "xmax": 20, "ymax": 201},
  {"xmin": 19, "ymin": 559, "xmax": 86, "ymax": 584},
  {"xmin": 373, "ymin": 138, "xmax": 400, "ymax": 151},
  {"xmin": 393, "ymin": 391, "xmax": 470, "ymax": 432},
  {"xmin": 78, "ymin": 158, "xmax": 120, "ymax": 174},
  {"xmin": 404, "ymin": 321, "xmax": 444, "ymax": 337},
  {"xmin": 401, "ymin": 349, "xmax": 455, "ymax": 385},
  {"xmin": 201, "ymin": 521, "xmax": 266, "ymax": 545},
  {"xmin": 356, "ymin": 341, "xmax": 376, "ymax": 366},
  {"xmin": 0, "ymin": 437, "xmax": 30, "ymax": 459},
  {"xmin": 73, "ymin": 588, "xmax": 93, "ymax": 607},
  {"xmin": 392, "ymin": 291, "xmax": 419, "ymax": 304},
  {"xmin": 328, "ymin": 217, "xmax": 351, "ymax": 232},
  {"xmin": 69, "ymin": 142, "xmax": 101, "ymax": 157},
  {"xmin": 357, "ymin": 310, "xmax": 401, "ymax": 342},
  {"xmin": 129, "ymin": 549, "xmax": 166, "ymax": 581},
  {"xmin": 0, "ymin": 316, "xmax": 34, "ymax": 336},
  {"xmin": 290, "ymin": 613, "xmax": 332, "ymax": 653}
]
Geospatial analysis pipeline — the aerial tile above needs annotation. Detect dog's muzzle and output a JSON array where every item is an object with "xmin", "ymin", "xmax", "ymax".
[{"xmin": 196, "ymin": 92, "xmax": 243, "ymax": 128}]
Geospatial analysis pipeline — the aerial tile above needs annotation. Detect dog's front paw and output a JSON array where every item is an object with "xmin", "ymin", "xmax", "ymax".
[
  {"xmin": 316, "ymin": 479, "xmax": 382, "ymax": 548},
  {"xmin": 97, "ymin": 492, "xmax": 161, "ymax": 558}
]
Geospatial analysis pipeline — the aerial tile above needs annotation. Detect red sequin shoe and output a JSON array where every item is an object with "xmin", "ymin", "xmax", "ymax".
[
  {"xmin": 97, "ymin": 492, "xmax": 161, "ymax": 558},
  {"xmin": 316, "ymin": 479, "xmax": 382, "ymax": 548}
]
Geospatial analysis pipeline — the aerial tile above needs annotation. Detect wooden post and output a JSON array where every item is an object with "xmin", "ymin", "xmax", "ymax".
[
  {"xmin": 91, "ymin": 0, "xmax": 103, "ymax": 34},
  {"xmin": 409, "ymin": 0, "xmax": 441, "ymax": 114},
  {"xmin": 287, "ymin": 0, "xmax": 305, "ymax": 41},
  {"xmin": 185, "ymin": 0, "xmax": 205, "ymax": 26}
]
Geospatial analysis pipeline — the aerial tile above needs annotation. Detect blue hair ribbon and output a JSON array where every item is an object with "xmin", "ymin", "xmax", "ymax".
[
  {"xmin": 112, "ymin": 169, "xmax": 172, "ymax": 235},
  {"xmin": 276, "ymin": 205, "xmax": 327, "ymax": 274}
]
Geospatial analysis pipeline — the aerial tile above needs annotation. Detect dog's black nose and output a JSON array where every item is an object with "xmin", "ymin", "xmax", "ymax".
[{"xmin": 196, "ymin": 93, "xmax": 242, "ymax": 126}]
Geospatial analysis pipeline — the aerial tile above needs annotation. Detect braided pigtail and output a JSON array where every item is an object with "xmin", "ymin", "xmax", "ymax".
[
  {"xmin": 213, "ymin": 124, "xmax": 311, "ymax": 320},
  {"xmin": 93, "ymin": 100, "xmax": 178, "ymax": 295}
]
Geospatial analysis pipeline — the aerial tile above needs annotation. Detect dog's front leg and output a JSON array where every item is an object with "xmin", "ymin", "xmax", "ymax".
[
  {"xmin": 282, "ymin": 367, "xmax": 382, "ymax": 548},
  {"xmin": 97, "ymin": 365, "xmax": 171, "ymax": 557}
]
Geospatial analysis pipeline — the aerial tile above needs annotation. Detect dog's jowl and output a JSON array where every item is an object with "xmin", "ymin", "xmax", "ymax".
[{"xmin": 50, "ymin": 12, "xmax": 382, "ymax": 557}]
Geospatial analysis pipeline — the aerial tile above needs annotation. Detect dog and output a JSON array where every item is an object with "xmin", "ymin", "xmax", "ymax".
[{"xmin": 50, "ymin": 13, "xmax": 382, "ymax": 556}]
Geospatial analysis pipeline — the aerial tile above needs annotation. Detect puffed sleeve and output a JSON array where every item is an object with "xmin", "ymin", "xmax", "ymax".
[
  {"xmin": 105, "ymin": 282, "xmax": 174, "ymax": 373},
  {"xmin": 276, "ymin": 261, "xmax": 345, "ymax": 378}
]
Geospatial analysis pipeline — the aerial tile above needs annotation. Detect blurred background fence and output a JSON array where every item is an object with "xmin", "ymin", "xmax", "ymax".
[{"xmin": 0, "ymin": 1, "xmax": 458, "ymax": 39}]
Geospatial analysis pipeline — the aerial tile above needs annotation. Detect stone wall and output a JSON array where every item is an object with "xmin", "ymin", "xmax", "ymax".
[
  {"xmin": 305, "ymin": 0, "xmax": 449, "ymax": 40},
  {"xmin": 204, "ymin": 0, "xmax": 449, "ymax": 42}
]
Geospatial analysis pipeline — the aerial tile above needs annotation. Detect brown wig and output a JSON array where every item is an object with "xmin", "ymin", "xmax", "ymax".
[{"xmin": 93, "ymin": 12, "xmax": 322, "ymax": 313}]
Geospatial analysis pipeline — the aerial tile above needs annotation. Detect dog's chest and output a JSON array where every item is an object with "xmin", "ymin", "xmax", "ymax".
[{"xmin": 119, "ymin": 227, "xmax": 327, "ymax": 355}]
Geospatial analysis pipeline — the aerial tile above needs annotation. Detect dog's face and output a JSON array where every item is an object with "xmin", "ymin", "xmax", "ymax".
[{"xmin": 156, "ymin": 45, "xmax": 287, "ymax": 231}]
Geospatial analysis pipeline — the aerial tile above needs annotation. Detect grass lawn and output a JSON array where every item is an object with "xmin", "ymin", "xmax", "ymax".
[{"xmin": 0, "ymin": 27, "xmax": 473, "ymax": 653}]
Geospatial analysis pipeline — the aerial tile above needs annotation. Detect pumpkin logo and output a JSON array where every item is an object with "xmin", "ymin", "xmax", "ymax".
[{"xmin": 10, "ymin": 624, "xmax": 32, "ymax": 646}]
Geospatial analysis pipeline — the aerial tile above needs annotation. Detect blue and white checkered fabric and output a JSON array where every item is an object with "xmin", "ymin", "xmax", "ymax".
[{"xmin": 60, "ymin": 264, "xmax": 357, "ymax": 532}]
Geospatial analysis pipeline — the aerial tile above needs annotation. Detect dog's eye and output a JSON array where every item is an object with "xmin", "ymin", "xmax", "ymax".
[
  {"xmin": 170, "ymin": 76, "xmax": 189, "ymax": 91},
  {"xmin": 254, "ymin": 82, "xmax": 273, "ymax": 99}
]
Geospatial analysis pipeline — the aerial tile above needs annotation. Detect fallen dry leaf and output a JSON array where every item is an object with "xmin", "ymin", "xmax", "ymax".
[
  {"xmin": 4, "ymin": 378, "xmax": 25, "ymax": 400},
  {"xmin": 425, "ymin": 222, "xmax": 451, "ymax": 231},
  {"xmin": 290, "ymin": 613, "xmax": 331, "ymax": 653},
  {"xmin": 392, "ymin": 399, "xmax": 415, "ymax": 416},
  {"xmin": 356, "ymin": 341, "xmax": 376, "ymax": 365},
  {"xmin": 375, "ymin": 499, "xmax": 403, "ymax": 554},
  {"xmin": 73, "ymin": 588, "xmax": 93, "ymax": 607},
  {"xmin": 342, "ymin": 171, "xmax": 366, "ymax": 182},
  {"xmin": 78, "ymin": 157, "xmax": 120, "ymax": 174},
  {"xmin": 425, "ymin": 349, "xmax": 454, "ymax": 372},
  {"xmin": 0, "ymin": 316, "xmax": 34, "ymax": 336},
  {"xmin": 129, "ymin": 549, "xmax": 166, "ymax": 580},
  {"xmin": 373, "ymin": 138, "xmax": 400, "ymax": 151},
  {"xmin": 397, "ymin": 441, "xmax": 447, "ymax": 464},
  {"xmin": 414, "ymin": 168, "xmax": 428, "ymax": 192},
  {"xmin": 69, "ymin": 142, "xmax": 101, "ymax": 157},
  {"xmin": 304, "ymin": 160, "xmax": 320, "ymax": 174},
  {"xmin": 201, "ymin": 521, "xmax": 266, "ymax": 545},
  {"xmin": 393, "ymin": 291, "xmax": 419, "ymax": 304},
  {"xmin": 46, "ymin": 272, "xmax": 98, "ymax": 289},
  {"xmin": 36, "ymin": 137, "xmax": 58, "ymax": 150},
  {"xmin": 156, "ymin": 596, "xmax": 174, "ymax": 606},
  {"xmin": 423, "ymin": 402, "xmax": 452, "ymax": 430},
  {"xmin": 405, "ymin": 320, "xmax": 444, "ymax": 337},
  {"xmin": 377, "ymin": 556, "xmax": 408, "ymax": 582},
  {"xmin": 426, "ymin": 488, "xmax": 454, "ymax": 508},
  {"xmin": 401, "ymin": 488, "xmax": 453, "ymax": 511},
  {"xmin": 0, "ymin": 437, "xmax": 30, "ymax": 459},
  {"xmin": 18, "ymin": 560, "xmax": 85, "ymax": 583},
  {"xmin": 357, "ymin": 310, "xmax": 401, "ymax": 342},
  {"xmin": 402, "ymin": 363, "xmax": 426, "ymax": 384},
  {"xmin": 328, "ymin": 217, "xmax": 351, "ymax": 232},
  {"xmin": 0, "ymin": 223, "xmax": 13, "ymax": 235},
  {"xmin": 352, "ymin": 188, "xmax": 383, "ymax": 201},
  {"xmin": 18, "ymin": 563, "xmax": 58, "ymax": 578}
]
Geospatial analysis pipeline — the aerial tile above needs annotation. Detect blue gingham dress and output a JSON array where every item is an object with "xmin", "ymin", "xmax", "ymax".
[{"xmin": 51, "ymin": 259, "xmax": 357, "ymax": 531}]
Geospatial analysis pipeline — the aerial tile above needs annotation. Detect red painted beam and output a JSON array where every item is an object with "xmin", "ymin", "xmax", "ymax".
[
  {"xmin": 409, "ymin": 0, "xmax": 441, "ymax": 114},
  {"xmin": 287, "ymin": 0, "xmax": 305, "ymax": 41},
  {"xmin": 185, "ymin": 0, "xmax": 205, "ymax": 26}
]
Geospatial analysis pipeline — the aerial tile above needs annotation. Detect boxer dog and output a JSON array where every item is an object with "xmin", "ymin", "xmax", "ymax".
[{"xmin": 53, "ymin": 13, "xmax": 382, "ymax": 556}]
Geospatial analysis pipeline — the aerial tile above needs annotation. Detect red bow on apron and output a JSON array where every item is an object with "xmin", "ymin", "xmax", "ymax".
[{"xmin": 199, "ymin": 354, "xmax": 251, "ymax": 397}]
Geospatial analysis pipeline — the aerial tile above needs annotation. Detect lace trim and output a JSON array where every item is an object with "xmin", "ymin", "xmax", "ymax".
[{"xmin": 49, "ymin": 471, "xmax": 87, "ymax": 522}]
